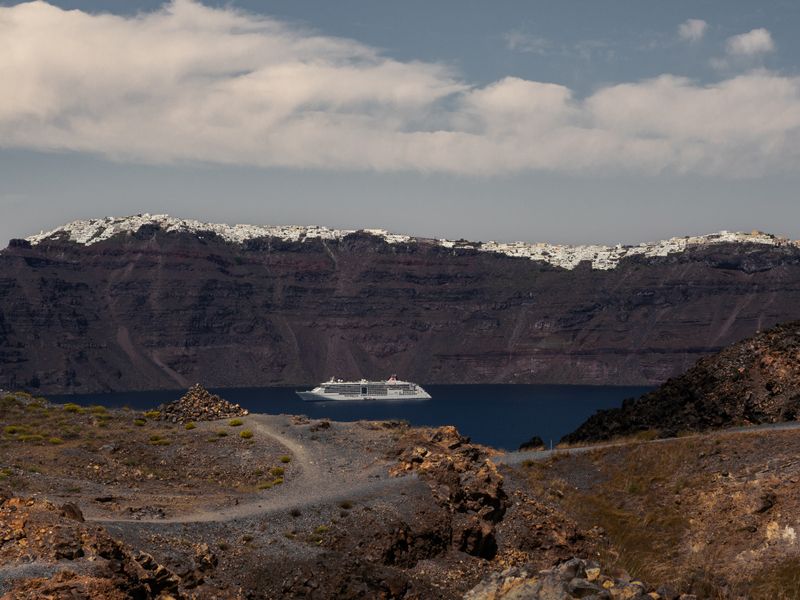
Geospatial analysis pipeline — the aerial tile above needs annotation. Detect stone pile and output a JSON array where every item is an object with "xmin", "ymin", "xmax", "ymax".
[{"xmin": 158, "ymin": 384, "xmax": 248, "ymax": 423}]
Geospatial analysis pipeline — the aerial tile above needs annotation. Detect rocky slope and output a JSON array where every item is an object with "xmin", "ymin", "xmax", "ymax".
[
  {"xmin": 3, "ymin": 215, "xmax": 800, "ymax": 393},
  {"xmin": 564, "ymin": 320, "xmax": 800, "ymax": 443}
]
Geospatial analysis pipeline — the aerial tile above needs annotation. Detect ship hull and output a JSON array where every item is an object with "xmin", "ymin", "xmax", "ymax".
[{"xmin": 296, "ymin": 387, "xmax": 431, "ymax": 402}]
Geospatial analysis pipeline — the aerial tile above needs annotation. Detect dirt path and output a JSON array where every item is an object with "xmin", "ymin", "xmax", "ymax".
[
  {"xmin": 497, "ymin": 420, "xmax": 800, "ymax": 466},
  {"xmin": 88, "ymin": 415, "xmax": 414, "ymax": 525}
]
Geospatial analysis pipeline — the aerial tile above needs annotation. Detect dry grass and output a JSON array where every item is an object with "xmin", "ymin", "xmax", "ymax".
[
  {"xmin": 747, "ymin": 557, "xmax": 800, "ymax": 600},
  {"xmin": 554, "ymin": 439, "xmax": 704, "ymax": 587}
]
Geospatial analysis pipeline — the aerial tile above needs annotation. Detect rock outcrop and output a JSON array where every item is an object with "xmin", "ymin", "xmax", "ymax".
[
  {"xmin": 464, "ymin": 558, "xmax": 670, "ymax": 600},
  {"xmin": 564, "ymin": 320, "xmax": 800, "ymax": 443},
  {"xmin": 393, "ymin": 426, "xmax": 508, "ymax": 558},
  {"xmin": 4, "ymin": 219, "xmax": 800, "ymax": 393},
  {"xmin": 157, "ymin": 383, "xmax": 248, "ymax": 423},
  {"xmin": 0, "ymin": 496, "xmax": 185, "ymax": 599}
]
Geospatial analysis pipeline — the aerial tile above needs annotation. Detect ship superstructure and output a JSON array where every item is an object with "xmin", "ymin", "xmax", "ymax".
[{"xmin": 296, "ymin": 376, "xmax": 431, "ymax": 402}]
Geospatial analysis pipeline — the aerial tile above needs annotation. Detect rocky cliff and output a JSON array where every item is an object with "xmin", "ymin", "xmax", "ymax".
[
  {"xmin": 2, "ymin": 215, "xmax": 800, "ymax": 393},
  {"xmin": 564, "ymin": 320, "xmax": 800, "ymax": 443}
]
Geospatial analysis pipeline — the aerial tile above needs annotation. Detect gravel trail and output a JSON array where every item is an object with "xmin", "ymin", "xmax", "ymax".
[{"xmin": 88, "ymin": 414, "xmax": 415, "ymax": 525}]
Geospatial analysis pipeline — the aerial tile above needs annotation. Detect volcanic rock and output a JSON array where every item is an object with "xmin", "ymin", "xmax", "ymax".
[
  {"xmin": 564, "ymin": 320, "xmax": 800, "ymax": 443},
  {"xmin": 0, "ymin": 496, "xmax": 184, "ymax": 599},
  {"xmin": 464, "ymin": 558, "xmax": 655, "ymax": 600},
  {"xmin": 157, "ymin": 383, "xmax": 248, "ymax": 423},
  {"xmin": 5, "ymin": 220, "xmax": 800, "ymax": 394},
  {"xmin": 393, "ymin": 426, "xmax": 508, "ymax": 559},
  {"xmin": 519, "ymin": 436, "xmax": 545, "ymax": 451}
]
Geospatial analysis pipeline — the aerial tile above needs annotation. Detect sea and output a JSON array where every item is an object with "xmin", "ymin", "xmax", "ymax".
[{"xmin": 49, "ymin": 384, "xmax": 652, "ymax": 450}]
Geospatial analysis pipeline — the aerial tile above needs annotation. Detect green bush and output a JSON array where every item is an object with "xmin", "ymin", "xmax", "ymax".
[
  {"xmin": 185, "ymin": 422, "xmax": 196, "ymax": 430},
  {"xmin": 48, "ymin": 437, "xmax": 63, "ymax": 445},
  {"xmin": 229, "ymin": 418, "xmax": 243, "ymax": 427},
  {"xmin": 239, "ymin": 430, "xmax": 253, "ymax": 439},
  {"xmin": 90, "ymin": 405, "xmax": 107, "ymax": 414},
  {"xmin": 279, "ymin": 455, "xmax": 292, "ymax": 463},
  {"xmin": 18, "ymin": 434, "xmax": 45, "ymax": 443},
  {"xmin": 133, "ymin": 419, "xmax": 146, "ymax": 426},
  {"xmin": 257, "ymin": 481, "xmax": 273, "ymax": 490},
  {"xmin": 4, "ymin": 425, "xmax": 29, "ymax": 435},
  {"xmin": 143, "ymin": 410, "xmax": 161, "ymax": 419},
  {"xmin": 216, "ymin": 431, "xmax": 229, "ymax": 437},
  {"xmin": 269, "ymin": 466, "xmax": 285, "ymax": 477},
  {"xmin": 63, "ymin": 403, "xmax": 82, "ymax": 413},
  {"xmin": 314, "ymin": 525, "xmax": 330, "ymax": 534}
]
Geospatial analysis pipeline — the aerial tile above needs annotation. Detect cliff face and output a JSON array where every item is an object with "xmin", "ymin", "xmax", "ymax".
[
  {"xmin": 2, "ymin": 221, "xmax": 800, "ymax": 393},
  {"xmin": 564, "ymin": 320, "xmax": 800, "ymax": 443}
]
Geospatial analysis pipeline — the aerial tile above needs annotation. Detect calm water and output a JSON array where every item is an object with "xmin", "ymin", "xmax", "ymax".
[{"xmin": 49, "ymin": 384, "xmax": 652, "ymax": 450}]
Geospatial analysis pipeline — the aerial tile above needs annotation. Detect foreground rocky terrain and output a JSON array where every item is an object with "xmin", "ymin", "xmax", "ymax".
[
  {"xmin": 3, "ymin": 216, "xmax": 800, "ymax": 393},
  {"xmin": 3, "ymin": 385, "xmax": 800, "ymax": 598},
  {"xmin": 565, "ymin": 320, "xmax": 800, "ymax": 443}
]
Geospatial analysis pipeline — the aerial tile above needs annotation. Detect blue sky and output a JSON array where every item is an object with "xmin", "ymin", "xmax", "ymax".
[{"xmin": 1, "ymin": 0, "xmax": 799, "ymax": 245}]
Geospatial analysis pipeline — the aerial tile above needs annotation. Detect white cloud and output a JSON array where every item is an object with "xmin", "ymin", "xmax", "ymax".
[
  {"xmin": 1, "ymin": 1, "xmax": 799, "ymax": 177},
  {"xmin": 726, "ymin": 28, "xmax": 775, "ymax": 56},
  {"xmin": 503, "ymin": 31, "xmax": 551, "ymax": 55},
  {"xmin": 678, "ymin": 19, "xmax": 707, "ymax": 42}
]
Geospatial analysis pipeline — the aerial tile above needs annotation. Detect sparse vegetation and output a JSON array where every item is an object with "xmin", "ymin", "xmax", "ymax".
[
  {"xmin": 229, "ymin": 418, "xmax": 243, "ymax": 427},
  {"xmin": 748, "ymin": 557, "xmax": 800, "ymax": 600},
  {"xmin": 185, "ymin": 422, "xmax": 196, "ymax": 430},
  {"xmin": 279, "ymin": 455, "xmax": 291, "ymax": 463},
  {"xmin": 143, "ymin": 410, "xmax": 161, "ymax": 420},
  {"xmin": 133, "ymin": 419, "xmax": 146, "ymax": 426},
  {"xmin": 269, "ymin": 466, "xmax": 284, "ymax": 477},
  {"xmin": 63, "ymin": 403, "xmax": 83, "ymax": 413},
  {"xmin": 4, "ymin": 425, "xmax": 29, "ymax": 435},
  {"xmin": 554, "ymin": 439, "xmax": 701, "ymax": 586},
  {"xmin": 240, "ymin": 429, "xmax": 253, "ymax": 439}
]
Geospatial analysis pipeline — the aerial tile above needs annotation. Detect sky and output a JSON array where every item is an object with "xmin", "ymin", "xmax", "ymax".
[{"xmin": 1, "ymin": 0, "xmax": 800, "ymax": 246}]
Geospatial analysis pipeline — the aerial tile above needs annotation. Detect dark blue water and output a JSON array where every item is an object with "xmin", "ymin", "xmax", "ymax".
[{"xmin": 49, "ymin": 384, "xmax": 651, "ymax": 450}]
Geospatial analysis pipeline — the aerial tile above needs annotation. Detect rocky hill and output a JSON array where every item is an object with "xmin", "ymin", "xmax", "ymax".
[
  {"xmin": 3, "ymin": 215, "xmax": 800, "ymax": 393},
  {"xmin": 564, "ymin": 320, "xmax": 800, "ymax": 443}
]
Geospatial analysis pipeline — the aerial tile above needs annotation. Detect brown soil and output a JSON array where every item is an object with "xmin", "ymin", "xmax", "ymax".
[
  {"xmin": 5, "ymin": 389, "xmax": 800, "ymax": 599},
  {"xmin": 511, "ymin": 428, "xmax": 800, "ymax": 598}
]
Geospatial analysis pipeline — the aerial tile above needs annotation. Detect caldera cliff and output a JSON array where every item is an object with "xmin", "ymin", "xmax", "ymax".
[{"xmin": 2, "ymin": 215, "xmax": 800, "ymax": 393}]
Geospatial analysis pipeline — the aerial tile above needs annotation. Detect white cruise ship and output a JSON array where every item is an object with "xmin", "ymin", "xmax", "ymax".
[{"xmin": 296, "ymin": 375, "xmax": 431, "ymax": 402}]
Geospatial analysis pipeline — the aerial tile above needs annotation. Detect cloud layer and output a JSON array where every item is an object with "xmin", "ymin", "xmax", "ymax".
[{"xmin": 1, "ymin": 1, "xmax": 798, "ymax": 177}]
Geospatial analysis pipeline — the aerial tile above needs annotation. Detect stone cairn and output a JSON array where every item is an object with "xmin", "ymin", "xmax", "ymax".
[{"xmin": 158, "ymin": 383, "xmax": 248, "ymax": 423}]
